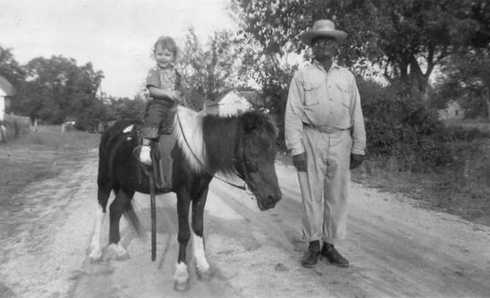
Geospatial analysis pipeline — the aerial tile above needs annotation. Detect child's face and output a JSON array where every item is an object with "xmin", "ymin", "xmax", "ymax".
[{"xmin": 155, "ymin": 44, "xmax": 175, "ymax": 68}]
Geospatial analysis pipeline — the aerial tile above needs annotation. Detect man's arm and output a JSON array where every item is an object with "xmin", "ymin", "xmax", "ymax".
[
  {"xmin": 350, "ymin": 74, "xmax": 366, "ymax": 155},
  {"xmin": 285, "ymin": 73, "xmax": 305, "ymax": 156}
]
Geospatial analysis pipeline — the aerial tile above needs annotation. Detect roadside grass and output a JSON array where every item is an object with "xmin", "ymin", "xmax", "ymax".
[
  {"xmin": 443, "ymin": 118, "xmax": 490, "ymax": 134},
  {"xmin": 277, "ymin": 135, "xmax": 490, "ymax": 227},
  {"xmin": 0, "ymin": 126, "xmax": 100, "ymax": 203},
  {"xmin": 353, "ymin": 137, "xmax": 490, "ymax": 226}
]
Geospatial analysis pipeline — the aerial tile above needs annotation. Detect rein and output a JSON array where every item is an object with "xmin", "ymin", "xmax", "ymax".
[{"xmin": 175, "ymin": 111, "xmax": 248, "ymax": 191}]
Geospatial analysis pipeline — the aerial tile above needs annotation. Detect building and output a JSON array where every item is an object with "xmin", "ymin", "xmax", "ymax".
[
  {"xmin": 438, "ymin": 100, "xmax": 465, "ymax": 120},
  {"xmin": 204, "ymin": 90, "xmax": 270, "ymax": 117},
  {"xmin": 0, "ymin": 76, "xmax": 16, "ymax": 122},
  {"xmin": 205, "ymin": 90, "xmax": 253, "ymax": 116}
]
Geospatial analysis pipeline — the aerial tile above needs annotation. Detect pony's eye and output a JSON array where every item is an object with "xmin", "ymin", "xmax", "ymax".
[{"xmin": 245, "ymin": 158, "xmax": 259, "ymax": 172}]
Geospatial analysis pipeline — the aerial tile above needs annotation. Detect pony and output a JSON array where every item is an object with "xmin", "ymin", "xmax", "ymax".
[{"xmin": 88, "ymin": 106, "xmax": 281, "ymax": 290}]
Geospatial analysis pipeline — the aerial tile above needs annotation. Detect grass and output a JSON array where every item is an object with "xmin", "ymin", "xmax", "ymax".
[
  {"xmin": 353, "ymin": 137, "xmax": 490, "ymax": 226},
  {"xmin": 0, "ymin": 126, "xmax": 100, "ymax": 203},
  {"xmin": 277, "ymin": 133, "xmax": 490, "ymax": 227},
  {"xmin": 442, "ymin": 118, "xmax": 490, "ymax": 134}
]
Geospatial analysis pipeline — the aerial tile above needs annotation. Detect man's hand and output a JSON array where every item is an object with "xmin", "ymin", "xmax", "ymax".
[
  {"xmin": 350, "ymin": 154, "xmax": 364, "ymax": 170},
  {"xmin": 292, "ymin": 153, "xmax": 307, "ymax": 172}
]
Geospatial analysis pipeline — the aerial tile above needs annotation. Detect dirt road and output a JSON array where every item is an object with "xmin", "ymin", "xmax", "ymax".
[{"xmin": 1, "ymin": 151, "xmax": 489, "ymax": 298}]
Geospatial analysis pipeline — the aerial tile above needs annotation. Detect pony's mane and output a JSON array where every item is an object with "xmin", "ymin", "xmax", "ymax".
[
  {"xmin": 173, "ymin": 106, "xmax": 276, "ymax": 174},
  {"xmin": 201, "ymin": 114, "xmax": 239, "ymax": 175},
  {"xmin": 173, "ymin": 106, "xmax": 206, "ymax": 173}
]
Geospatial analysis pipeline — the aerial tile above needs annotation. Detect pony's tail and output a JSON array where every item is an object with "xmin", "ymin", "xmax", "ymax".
[{"xmin": 124, "ymin": 203, "xmax": 145, "ymax": 239}]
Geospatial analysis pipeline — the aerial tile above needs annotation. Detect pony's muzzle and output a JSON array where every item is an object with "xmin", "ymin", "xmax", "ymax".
[{"xmin": 258, "ymin": 193, "xmax": 281, "ymax": 210}]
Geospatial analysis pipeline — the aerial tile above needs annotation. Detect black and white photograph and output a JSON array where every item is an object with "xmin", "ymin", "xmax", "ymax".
[{"xmin": 1, "ymin": 0, "xmax": 489, "ymax": 297}]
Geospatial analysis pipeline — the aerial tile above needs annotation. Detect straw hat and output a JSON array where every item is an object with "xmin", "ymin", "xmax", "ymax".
[{"xmin": 300, "ymin": 19, "xmax": 347, "ymax": 45}]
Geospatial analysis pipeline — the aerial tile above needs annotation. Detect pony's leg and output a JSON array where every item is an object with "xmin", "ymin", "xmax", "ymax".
[
  {"xmin": 89, "ymin": 185, "xmax": 111, "ymax": 261},
  {"xmin": 174, "ymin": 189, "xmax": 191, "ymax": 291},
  {"xmin": 107, "ymin": 189, "xmax": 133, "ymax": 260},
  {"xmin": 191, "ymin": 187, "xmax": 211, "ymax": 280}
]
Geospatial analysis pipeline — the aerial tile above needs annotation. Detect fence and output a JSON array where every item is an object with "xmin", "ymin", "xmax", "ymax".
[{"xmin": 0, "ymin": 113, "xmax": 31, "ymax": 143}]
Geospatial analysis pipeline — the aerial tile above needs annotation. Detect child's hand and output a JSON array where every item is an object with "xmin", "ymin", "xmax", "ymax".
[
  {"xmin": 148, "ymin": 87, "xmax": 181, "ymax": 102},
  {"xmin": 172, "ymin": 90, "xmax": 182, "ymax": 101}
]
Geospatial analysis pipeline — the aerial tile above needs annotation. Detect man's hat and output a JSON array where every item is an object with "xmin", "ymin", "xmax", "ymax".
[{"xmin": 300, "ymin": 19, "xmax": 347, "ymax": 45}]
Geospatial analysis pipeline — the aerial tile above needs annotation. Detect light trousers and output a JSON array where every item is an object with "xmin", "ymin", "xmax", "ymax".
[{"xmin": 297, "ymin": 127, "xmax": 352, "ymax": 244}]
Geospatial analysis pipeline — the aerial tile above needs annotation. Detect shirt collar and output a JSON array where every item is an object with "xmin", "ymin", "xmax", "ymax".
[
  {"xmin": 312, "ymin": 60, "xmax": 339, "ymax": 73},
  {"xmin": 157, "ymin": 63, "xmax": 175, "ymax": 70}
]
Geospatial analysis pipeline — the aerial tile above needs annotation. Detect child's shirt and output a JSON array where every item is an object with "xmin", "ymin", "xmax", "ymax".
[{"xmin": 146, "ymin": 66, "xmax": 181, "ymax": 103}]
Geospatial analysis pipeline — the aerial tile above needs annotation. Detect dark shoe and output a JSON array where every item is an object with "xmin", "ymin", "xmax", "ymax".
[
  {"xmin": 301, "ymin": 241, "xmax": 320, "ymax": 268},
  {"xmin": 321, "ymin": 243, "xmax": 349, "ymax": 268}
]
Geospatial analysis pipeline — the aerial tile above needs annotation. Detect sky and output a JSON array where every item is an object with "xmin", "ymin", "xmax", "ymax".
[{"xmin": 0, "ymin": 0, "xmax": 237, "ymax": 97}]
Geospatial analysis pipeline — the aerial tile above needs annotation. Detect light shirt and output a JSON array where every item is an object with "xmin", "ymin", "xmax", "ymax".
[
  {"xmin": 146, "ymin": 66, "xmax": 180, "ymax": 91},
  {"xmin": 285, "ymin": 61, "xmax": 366, "ymax": 155}
]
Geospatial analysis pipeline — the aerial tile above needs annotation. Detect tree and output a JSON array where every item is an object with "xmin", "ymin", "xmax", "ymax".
[
  {"xmin": 13, "ymin": 55, "xmax": 104, "ymax": 124},
  {"xmin": 107, "ymin": 95, "xmax": 146, "ymax": 121},
  {"xmin": 231, "ymin": 0, "xmax": 489, "ymax": 94},
  {"xmin": 178, "ymin": 28, "xmax": 250, "ymax": 109},
  {"xmin": 435, "ymin": 49, "xmax": 490, "ymax": 119},
  {"xmin": 0, "ymin": 46, "xmax": 25, "ymax": 88}
]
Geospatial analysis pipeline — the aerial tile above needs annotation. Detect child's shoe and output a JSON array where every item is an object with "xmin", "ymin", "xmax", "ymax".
[{"xmin": 139, "ymin": 145, "xmax": 152, "ymax": 165}]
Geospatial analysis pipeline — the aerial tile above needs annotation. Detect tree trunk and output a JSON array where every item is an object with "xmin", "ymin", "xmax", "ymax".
[
  {"xmin": 485, "ymin": 90, "xmax": 490, "ymax": 121},
  {"xmin": 486, "ymin": 97, "xmax": 490, "ymax": 121},
  {"xmin": 409, "ymin": 55, "xmax": 430, "ymax": 98}
]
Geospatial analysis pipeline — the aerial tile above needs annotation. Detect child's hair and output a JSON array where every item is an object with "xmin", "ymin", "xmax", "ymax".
[{"xmin": 153, "ymin": 36, "xmax": 178, "ymax": 58}]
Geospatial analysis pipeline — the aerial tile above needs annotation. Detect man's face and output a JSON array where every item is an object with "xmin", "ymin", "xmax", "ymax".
[{"xmin": 311, "ymin": 37, "xmax": 338, "ymax": 61}]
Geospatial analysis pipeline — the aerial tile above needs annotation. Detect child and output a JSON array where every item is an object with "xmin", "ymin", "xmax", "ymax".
[{"xmin": 140, "ymin": 36, "xmax": 182, "ymax": 166}]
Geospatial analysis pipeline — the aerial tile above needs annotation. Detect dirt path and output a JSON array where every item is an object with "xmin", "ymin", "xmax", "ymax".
[{"xmin": 1, "ymin": 154, "xmax": 489, "ymax": 298}]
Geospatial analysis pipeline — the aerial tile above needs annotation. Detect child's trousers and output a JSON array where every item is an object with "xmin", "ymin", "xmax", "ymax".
[{"xmin": 142, "ymin": 98, "xmax": 176, "ymax": 138}]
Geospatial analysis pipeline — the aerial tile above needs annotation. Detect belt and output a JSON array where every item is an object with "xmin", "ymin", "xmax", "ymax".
[{"xmin": 303, "ymin": 122, "xmax": 351, "ymax": 134}]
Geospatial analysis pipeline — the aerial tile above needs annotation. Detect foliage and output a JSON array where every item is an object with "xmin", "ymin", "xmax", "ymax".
[
  {"xmin": 179, "ymin": 28, "xmax": 252, "ymax": 109},
  {"xmin": 362, "ymin": 79, "xmax": 442, "ymax": 169},
  {"xmin": 0, "ymin": 46, "xmax": 26, "ymax": 88},
  {"xmin": 106, "ymin": 95, "xmax": 146, "ymax": 121},
  {"xmin": 359, "ymin": 78, "xmax": 490, "ymax": 172},
  {"xmin": 232, "ymin": 0, "xmax": 489, "ymax": 93},
  {"xmin": 433, "ymin": 49, "xmax": 490, "ymax": 119},
  {"xmin": 0, "ymin": 114, "xmax": 31, "ymax": 142},
  {"xmin": 10, "ymin": 55, "xmax": 104, "ymax": 126},
  {"xmin": 1, "ymin": 47, "xmax": 152, "ymax": 132}
]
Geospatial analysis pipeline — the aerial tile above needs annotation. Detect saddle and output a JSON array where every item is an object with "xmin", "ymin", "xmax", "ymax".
[{"xmin": 140, "ymin": 105, "xmax": 203, "ymax": 190}]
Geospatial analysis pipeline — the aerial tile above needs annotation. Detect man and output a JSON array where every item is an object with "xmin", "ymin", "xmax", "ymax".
[{"xmin": 285, "ymin": 19, "xmax": 366, "ymax": 268}]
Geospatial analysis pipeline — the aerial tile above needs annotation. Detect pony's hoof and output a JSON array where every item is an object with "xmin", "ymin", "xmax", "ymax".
[
  {"xmin": 197, "ymin": 269, "xmax": 212, "ymax": 281},
  {"xmin": 174, "ymin": 280, "xmax": 190, "ymax": 292},
  {"xmin": 106, "ymin": 243, "xmax": 129, "ymax": 261},
  {"xmin": 88, "ymin": 249, "xmax": 103, "ymax": 262}
]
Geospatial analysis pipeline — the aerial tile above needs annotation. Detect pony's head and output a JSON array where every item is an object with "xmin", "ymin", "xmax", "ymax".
[
  {"xmin": 177, "ymin": 106, "xmax": 282, "ymax": 211},
  {"xmin": 234, "ymin": 111, "xmax": 282, "ymax": 210}
]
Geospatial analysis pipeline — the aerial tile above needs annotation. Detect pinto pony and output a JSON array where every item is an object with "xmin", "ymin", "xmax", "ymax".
[{"xmin": 88, "ymin": 106, "xmax": 281, "ymax": 290}]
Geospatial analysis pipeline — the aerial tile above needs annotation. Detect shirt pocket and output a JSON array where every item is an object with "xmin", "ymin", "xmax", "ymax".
[
  {"xmin": 330, "ymin": 82, "xmax": 351, "ymax": 109},
  {"xmin": 302, "ymin": 80, "xmax": 322, "ymax": 106}
]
